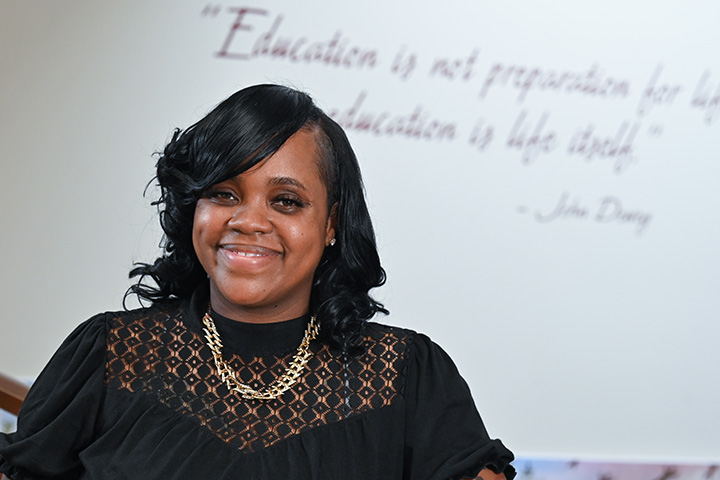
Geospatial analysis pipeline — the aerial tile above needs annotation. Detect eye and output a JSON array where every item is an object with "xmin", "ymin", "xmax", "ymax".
[
  {"xmin": 203, "ymin": 189, "xmax": 237, "ymax": 205},
  {"xmin": 272, "ymin": 194, "xmax": 307, "ymax": 213}
]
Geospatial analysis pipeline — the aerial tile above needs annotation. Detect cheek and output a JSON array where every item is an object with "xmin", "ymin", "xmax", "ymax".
[
  {"xmin": 284, "ymin": 224, "xmax": 308, "ymax": 250},
  {"xmin": 284, "ymin": 219, "xmax": 324, "ymax": 257},
  {"xmin": 192, "ymin": 205, "xmax": 212, "ymax": 259}
]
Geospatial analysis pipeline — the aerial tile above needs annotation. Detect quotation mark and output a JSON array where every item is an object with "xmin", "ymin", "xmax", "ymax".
[{"xmin": 201, "ymin": 4, "xmax": 223, "ymax": 17}]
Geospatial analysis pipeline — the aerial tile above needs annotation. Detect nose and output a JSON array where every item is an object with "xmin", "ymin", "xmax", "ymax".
[{"xmin": 227, "ymin": 201, "xmax": 273, "ymax": 234}]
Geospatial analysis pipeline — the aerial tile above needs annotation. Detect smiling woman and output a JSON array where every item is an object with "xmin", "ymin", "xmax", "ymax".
[
  {"xmin": 0, "ymin": 84, "xmax": 515, "ymax": 480},
  {"xmin": 192, "ymin": 130, "xmax": 336, "ymax": 323}
]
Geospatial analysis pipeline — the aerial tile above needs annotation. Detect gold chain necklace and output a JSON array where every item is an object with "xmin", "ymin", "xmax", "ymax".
[{"xmin": 202, "ymin": 311, "xmax": 320, "ymax": 400}]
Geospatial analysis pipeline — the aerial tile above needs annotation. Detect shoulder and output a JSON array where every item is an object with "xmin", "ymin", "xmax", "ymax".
[
  {"xmin": 102, "ymin": 299, "xmax": 192, "ymax": 375},
  {"xmin": 104, "ymin": 299, "xmax": 186, "ymax": 328},
  {"xmin": 34, "ymin": 300, "xmax": 188, "ymax": 383},
  {"xmin": 362, "ymin": 321, "xmax": 416, "ymax": 343},
  {"xmin": 357, "ymin": 322, "xmax": 457, "ymax": 390},
  {"xmin": 360, "ymin": 321, "xmax": 448, "ymax": 364},
  {"xmin": 101, "ymin": 300, "xmax": 188, "ymax": 336},
  {"xmin": 359, "ymin": 321, "xmax": 418, "ymax": 360}
]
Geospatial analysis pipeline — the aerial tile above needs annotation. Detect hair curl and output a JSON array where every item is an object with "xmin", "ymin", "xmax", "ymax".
[{"xmin": 127, "ymin": 84, "xmax": 387, "ymax": 351}]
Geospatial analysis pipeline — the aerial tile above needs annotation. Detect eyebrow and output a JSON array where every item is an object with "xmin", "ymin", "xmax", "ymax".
[{"xmin": 267, "ymin": 176, "xmax": 308, "ymax": 191}]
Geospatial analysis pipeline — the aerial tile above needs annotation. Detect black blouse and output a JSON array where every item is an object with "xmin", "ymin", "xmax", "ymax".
[{"xmin": 0, "ymin": 288, "xmax": 515, "ymax": 479}]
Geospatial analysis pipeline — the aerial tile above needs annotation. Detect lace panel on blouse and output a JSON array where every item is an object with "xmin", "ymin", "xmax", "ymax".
[{"xmin": 104, "ymin": 306, "xmax": 411, "ymax": 452}]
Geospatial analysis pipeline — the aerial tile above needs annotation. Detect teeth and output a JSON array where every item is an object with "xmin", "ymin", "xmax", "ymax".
[
  {"xmin": 233, "ymin": 251, "xmax": 265, "ymax": 257},
  {"xmin": 222, "ymin": 246, "xmax": 272, "ymax": 257}
]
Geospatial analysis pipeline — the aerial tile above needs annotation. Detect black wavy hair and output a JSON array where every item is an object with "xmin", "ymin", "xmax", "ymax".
[{"xmin": 126, "ymin": 84, "xmax": 387, "ymax": 351}]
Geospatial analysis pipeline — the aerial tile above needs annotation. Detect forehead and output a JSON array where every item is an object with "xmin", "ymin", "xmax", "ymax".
[{"xmin": 240, "ymin": 129, "xmax": 327, "ymax": 192}]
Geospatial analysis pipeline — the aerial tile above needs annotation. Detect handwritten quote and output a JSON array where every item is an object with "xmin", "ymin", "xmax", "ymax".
[{"xmin": 200, "ymin": 5, "xmax": 720, "ymax": 236}]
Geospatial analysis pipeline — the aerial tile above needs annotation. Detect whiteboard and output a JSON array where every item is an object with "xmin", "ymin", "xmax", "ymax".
[{"xmin": 1, "ymin": 0, "xmax": 718, "ymax": 462}]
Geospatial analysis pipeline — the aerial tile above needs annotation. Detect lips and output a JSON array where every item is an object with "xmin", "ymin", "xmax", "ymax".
[{"xmin": 218, "ymin": 244, "xmax": 281, "ymax": 268}]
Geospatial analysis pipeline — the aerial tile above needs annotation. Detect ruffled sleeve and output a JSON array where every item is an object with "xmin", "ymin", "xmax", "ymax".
[
  {"xmin": 403, "ymin": 334, "xmax": 515, "ymax": 480},
  {"xmin": 0, "ymin": 313, "xmax": 108, "ymax": 480}
]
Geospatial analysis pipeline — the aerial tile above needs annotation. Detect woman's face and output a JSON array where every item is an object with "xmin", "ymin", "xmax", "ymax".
[{"xmin": 192, "ymin": 129, "xmax": 336, "ymax": 323}]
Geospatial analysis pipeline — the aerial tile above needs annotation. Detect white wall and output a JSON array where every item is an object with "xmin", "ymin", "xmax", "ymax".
[{"xmin": 1, "ymin": 0, "xmax": 718, "ymax": 462}]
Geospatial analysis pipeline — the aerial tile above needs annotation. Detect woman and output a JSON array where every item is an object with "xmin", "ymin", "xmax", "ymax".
[{"xmin": 0, "ymin": 84, "xmax": 515, "ymax": 479}]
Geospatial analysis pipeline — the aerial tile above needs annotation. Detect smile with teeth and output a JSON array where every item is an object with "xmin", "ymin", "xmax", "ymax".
[
  {"xmin": 231, "ymin": 251, "xmax": 267, "ymax": 257},
  {"xmin": 219, "ymin": 245, "xmax": 280, "ymax": 264}
]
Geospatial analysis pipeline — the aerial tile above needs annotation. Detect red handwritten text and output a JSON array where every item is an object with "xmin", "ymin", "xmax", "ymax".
[
  {"xmin": 429, "ymin": 49, "xmax": 480, "ymax": 81},
  {"xmin": 328, "ymin": 92, "xmax": 456, "ymax": 141},
  {"xmin": 506, "ymin": 110, "xmax": 558, "ymax": 164},
  {"xmin": 567, "ymin": 122, "xmax": 639, "ymax": 174},
  {"xmin": 480, "ymin": 63, "xmax": 630, "ymax": 103},
  {"xmin": 216, "ymin": 8, "xmax": 378, "ymax": 69},
  {"xmin": 637, "ymin": 65, "xmax": 682, "ymax": 115},
  {"xmin": 690, "ymin": 71, "xmax": 720, "ymax": 125}
]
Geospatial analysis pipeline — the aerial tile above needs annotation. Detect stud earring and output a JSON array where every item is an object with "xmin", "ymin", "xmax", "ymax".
[{"xmin": 329, "ymin": 238, "xmax": 336, "ymax": 246}]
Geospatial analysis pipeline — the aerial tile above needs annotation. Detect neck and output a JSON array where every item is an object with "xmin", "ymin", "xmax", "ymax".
[{"xmin": 209, "ymin": 289, "xmax": 310, "ymax": 324}]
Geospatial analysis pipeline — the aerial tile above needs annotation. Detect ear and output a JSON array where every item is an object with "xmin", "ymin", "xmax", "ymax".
[{"xmin": 325, "ymin": 203, "xmax": 338, "ymax": 246}]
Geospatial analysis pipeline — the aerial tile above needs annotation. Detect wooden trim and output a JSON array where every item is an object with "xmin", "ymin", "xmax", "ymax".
[{"xmin": 0, "ymin": 372, "xmax": 29, "ymax": 416}]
